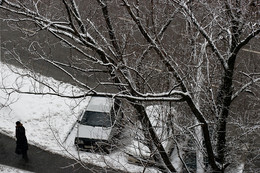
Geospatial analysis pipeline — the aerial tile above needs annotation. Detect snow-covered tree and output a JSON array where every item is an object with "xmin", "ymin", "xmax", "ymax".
[{"xmin": 0, "ymin": 0, "xmax": 259, "ymax": 172}]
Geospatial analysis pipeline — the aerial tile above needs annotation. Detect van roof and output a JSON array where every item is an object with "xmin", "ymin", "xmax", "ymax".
[{"xmin": 86, "ymin": 96, "xmax": 113, "ymax": 113}]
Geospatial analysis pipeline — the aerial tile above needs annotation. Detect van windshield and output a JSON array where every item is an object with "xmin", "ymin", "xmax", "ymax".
[{"xmin": 80, "ymin": 111, "xmax": 114, "ymax": 127}]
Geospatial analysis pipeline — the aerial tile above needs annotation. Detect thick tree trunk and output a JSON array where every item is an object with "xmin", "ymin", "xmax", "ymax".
[
  {"xmin": 194, "ymin": 41, "xmax": 205, "ymax": 173},
  {"xmin": 216, "ymin": 68, "xmax": 234, "ymax": 169},
  {"xmin": 133, "ymin": 103, "xmax": 177, "ymax": 173}
]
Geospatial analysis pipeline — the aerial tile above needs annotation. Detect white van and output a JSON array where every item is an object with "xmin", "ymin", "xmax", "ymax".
[{"xmin": 74, "ymin": 96, "xmax": 123, "ymax": 152}]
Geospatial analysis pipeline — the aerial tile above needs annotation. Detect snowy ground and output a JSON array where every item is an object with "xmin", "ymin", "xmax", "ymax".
[
  {"xmin": 0, "ymin": 62, "xmax": 158, "ymax": 173},
  {"xmin": 0, "ymin": 164, "xmax": 33, "ymax": 173}
]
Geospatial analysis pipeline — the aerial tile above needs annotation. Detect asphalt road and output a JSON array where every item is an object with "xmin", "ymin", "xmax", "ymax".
[{"xmin": 0, "ymin": 133, "xmax": 122, "ymax": 173}]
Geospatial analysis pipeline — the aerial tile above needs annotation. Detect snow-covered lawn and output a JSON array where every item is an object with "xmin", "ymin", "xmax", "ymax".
[{"xmin": 0, "ymin": 63, "xmax": 157, "ymax": 173}]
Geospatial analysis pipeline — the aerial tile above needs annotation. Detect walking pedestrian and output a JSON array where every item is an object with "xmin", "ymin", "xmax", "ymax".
[{"xmin": 15, "ymin": 121, "xmax": 28, "ymax": 160}]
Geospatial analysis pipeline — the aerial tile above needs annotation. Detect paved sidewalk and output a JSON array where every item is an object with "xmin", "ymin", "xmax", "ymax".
[{"xmin": 0, "ymin": 133, "xmax": 120, "ymax": 173}]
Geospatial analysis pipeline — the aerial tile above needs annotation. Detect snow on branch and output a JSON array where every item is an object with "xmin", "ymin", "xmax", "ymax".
[
  {"xmin": 122, "ymin": 0, "xmax": 188, "ymax": 92},
  {"xmin": 179, "ymin": 2, "xmax": 228, "ymax": 70},
  {"xmin": 233, "ymin": 28, "xmax": 260, "ymax": 56},
  {"xmin": 97, "ymin": 0, "xmax": 122, "ymax": 57},
  {"xmin": 232, "ymin": 77, "xmax": 260, "ymax": 101}
]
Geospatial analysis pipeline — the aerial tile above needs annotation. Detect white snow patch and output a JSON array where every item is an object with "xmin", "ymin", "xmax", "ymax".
[{"xmin": 0, "ymin": 164, "xmax": 33, "ymax": 173}]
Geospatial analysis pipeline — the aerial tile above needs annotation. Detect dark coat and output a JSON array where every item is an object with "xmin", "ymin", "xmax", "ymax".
[{"xmin": 15, "ymin": 125, "xmax": 28, "ymax": 154}]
